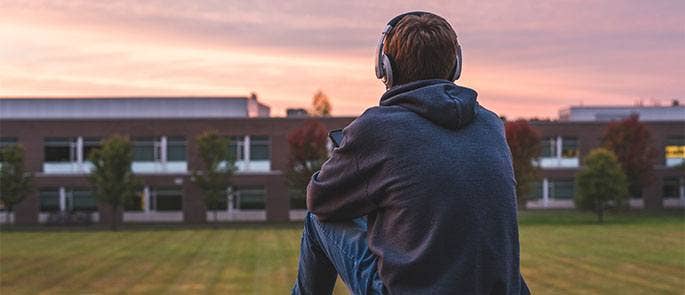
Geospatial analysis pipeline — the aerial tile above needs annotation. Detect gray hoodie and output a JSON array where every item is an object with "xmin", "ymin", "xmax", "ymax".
[{"xmin": 307, "ymin": 79, "xmax": 529, "ymax": 294}]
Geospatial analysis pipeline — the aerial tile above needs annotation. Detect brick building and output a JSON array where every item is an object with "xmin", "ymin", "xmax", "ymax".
[{"xmin": 0, "ymin": 97, "xmax": 683, "ymax": 225}]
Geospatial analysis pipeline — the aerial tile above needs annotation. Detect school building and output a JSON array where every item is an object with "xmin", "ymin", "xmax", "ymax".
[{"xmin": 0, "ymin": 97, "xmax": 683, "ymax": 225}]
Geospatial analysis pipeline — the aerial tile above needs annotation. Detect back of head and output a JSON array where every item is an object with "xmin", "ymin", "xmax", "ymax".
[{"xmin": 384, "ymin": 13, "xmax": 459, "ymax": 86}]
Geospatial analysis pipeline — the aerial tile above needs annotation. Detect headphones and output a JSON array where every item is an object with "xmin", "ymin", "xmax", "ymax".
[{"xmin": 374, "ymin": 11, "xmax": 462, "ymax": 89}]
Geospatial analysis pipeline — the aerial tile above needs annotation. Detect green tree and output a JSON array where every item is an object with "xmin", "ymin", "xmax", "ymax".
[
  {"xmin": 286, "ymin": 120, "xmax": 329, "ymax": 209},
  {"xmin": 193, "ymin": 132, "xmax": 234, "ymax": 226},
  {"xmin": 505, "ymin": 119, "xmax": 542, "ymax": 209},
  {"xmin": 575, "ymin": 148, "xmax": 629, "ymax": 223},
  {"xmin": 89, "ymin": 135, "xmax": 142, "ymax": 230},
  {"xmin": 0, "ymin": 145, "xmax": 33, "ymax": 224},
  {"xmin": 311, "ymin": 90, "xmax": 332, "ymax": 116}
]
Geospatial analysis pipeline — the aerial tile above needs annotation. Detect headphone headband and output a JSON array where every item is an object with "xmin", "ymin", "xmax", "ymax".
[{"xmin": 375, "ymin": 11, "xmax": 462, "ymax": 89}]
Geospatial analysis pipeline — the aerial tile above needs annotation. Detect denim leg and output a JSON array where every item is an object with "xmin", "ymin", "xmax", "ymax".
[
  {"xmin": 292, "ymin": 213, "xmax": 339, "ymax": 295},
  {"xmin": 292, "ymin": 212, "xmax": 385, "ymax": 295}
]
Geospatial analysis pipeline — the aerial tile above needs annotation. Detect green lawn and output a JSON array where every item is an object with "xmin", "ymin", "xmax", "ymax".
[{"xmin": 0, "ymin": 211, "xmax": 683, "ymax": 294}]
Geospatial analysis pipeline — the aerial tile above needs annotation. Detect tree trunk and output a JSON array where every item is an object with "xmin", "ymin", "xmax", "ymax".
[
  {"xmin": 213, "ymin": 210, "xmax": 218, "ymax": 229},
  {"xmin": 5, "ymin": 207, "xmax": 11, "ymax": 225},
  {"xmin": 597, "ymin": 204, "xmax": 604, "ymax": 224},
  {"xmin": 111, "ymin": 205, "xmax": 118, "ymax": 231}
]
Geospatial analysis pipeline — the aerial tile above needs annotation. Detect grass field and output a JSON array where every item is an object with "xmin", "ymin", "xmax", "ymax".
[{"xmin": 1, "ymin": 211, "xmax": 683, "ymax": 294}]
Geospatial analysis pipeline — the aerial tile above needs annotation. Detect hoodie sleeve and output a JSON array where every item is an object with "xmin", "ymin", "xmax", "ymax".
[{"xmin": 306, "ymin": 109, "xmax": 387, "ymax": 221}]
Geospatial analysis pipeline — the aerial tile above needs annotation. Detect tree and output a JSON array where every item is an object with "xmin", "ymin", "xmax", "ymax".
[
  {"xmin": 602, "ymin": 115, "xmax": 658, "ymax": 198},
  {"xmin": 311, "ymin": 90, "xmax": 332, "ymax": 116},
  {"xmin": 89, "ymin": 135, "xmax": 142, "ymax": 230},
  {"xmin": 0, "ymin": 145, "xmax": 33, "ymax": 224},
  {"xmin": 193, "ymin": 131, "xmax": 234, "ymax": 226},
  {"xmin": 505, "ymin": 119, "xmax": 542, "ymax": 209},
  {"xmin": 575, "ymin": 148, "xmax": 629, "ymax": 223},
  {"xmin": 286, "ymin": 120, "xmax": 329, "ymax": 209}
]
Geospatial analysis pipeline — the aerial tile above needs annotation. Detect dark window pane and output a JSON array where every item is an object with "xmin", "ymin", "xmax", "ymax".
[
  {"xmin": 0, "ymin": 137, "xmax": 18, "ymax": 162},
  {"xmin": 236, "ymin": 186, "xmax": 266, "ymax": 210},
  {"xmin": 69, "ymin": 189, "xmax": 97, "ymax": 212},
  {"xmin": 133, "ymin": 137, "xmax": 157, "ymax": 161},
  {"xmin": 40, "ymin": 189, "xmax": 60, "ymax": 212},
  {"xmin": 561, "ymin": 137, "xmax": 579, "ymax": 158},
  {"xmin": 662, "ymin": 177, "xmax": 681, "ymax": 199},
  {"xmin": 250, "ymin": 136, "xmax": 270, "ymax": 160},
  {"xmin": 124, "ymin": 191, "xmax": 145, "ymax": 211},
  {"xmin": 550, "ymin": 180, "xmax": 574, "ymax": 199},
  {"xmin": 207, "ymin": 193, "xmax": 228, "ymax": 210},
  {"xmin": 0, "ymin": 137, "xmax": 17, "ymax": 148},
  {"xmin": 540, "ymin": 138, "xmax": 556, "ymax": 157},
  {"xmin": 167, "ymin": 137, "xmax": 186, "ymax": 161},
  {"xmin": 666, "ymin": 136, "xmax": 685, "ymax": 146},
  {"xmin": 83, "ymin": 138, "xmax": 101, "ymax": 161},
  {"xmin": 527, "ymin": 181, "xmax": 543, "ymax": 199},
  {"xmin": 44, "ymin": 138, "xmax": 74, "ymax": 162},
  {"xmin": 228, "ymin": 136, "xmax": 244, "ymax": 160},
  {"xmin": 154, "ymin": 188, "xmax": 182, "ymax": 211}
]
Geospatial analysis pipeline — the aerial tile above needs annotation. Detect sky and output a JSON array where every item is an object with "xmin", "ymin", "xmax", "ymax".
[{"xmin": 1, "ymin": 0, "xmax": 683, "ymax": 119}]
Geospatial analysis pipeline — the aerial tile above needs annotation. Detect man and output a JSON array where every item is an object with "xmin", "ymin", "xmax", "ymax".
[{"xmin": 292, "ymin": 11, "xmax": 529, "ymax": 295}]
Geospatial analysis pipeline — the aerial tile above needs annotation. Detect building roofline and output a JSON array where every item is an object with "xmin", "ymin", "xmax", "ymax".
[
  {"xmin": 561, "ymin": 105, "xmax": 684, "ymax": 110},
  {"xmin": 0, "ymin": 96, "xmax": 250, "ymax": 101}
]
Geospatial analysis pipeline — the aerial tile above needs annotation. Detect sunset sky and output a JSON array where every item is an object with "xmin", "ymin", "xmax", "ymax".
[{"xmin": 1, "ymin": 1, "xmax": 683, "ymax": 119}]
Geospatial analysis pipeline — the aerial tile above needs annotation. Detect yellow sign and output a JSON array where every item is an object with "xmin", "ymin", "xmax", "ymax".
[{"xmin": 666, "ymin": 145, "xmax": 685, "ymax": 159}]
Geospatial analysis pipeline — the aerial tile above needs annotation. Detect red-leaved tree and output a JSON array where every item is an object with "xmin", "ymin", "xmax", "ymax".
[
  {"xmin": 601, "ymin": 114, "xmax": 658, "ymax": 198},
  {"xmin": 286, "ymin": 120, "xmax": 329, "ymax": 209},
  {"xmin": 505, "ymin": 119, "xmax": 542, "ymax": 208}
]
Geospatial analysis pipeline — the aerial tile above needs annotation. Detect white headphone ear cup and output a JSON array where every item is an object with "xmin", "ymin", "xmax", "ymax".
[{"xmin": 382, "ymin": 54, "xmax": 394, "ymax": 88}]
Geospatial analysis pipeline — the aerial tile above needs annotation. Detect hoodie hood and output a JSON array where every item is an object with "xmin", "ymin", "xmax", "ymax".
[{"xmin": 380, "ymin": 79, "xmax": 478, "ymax": 130}]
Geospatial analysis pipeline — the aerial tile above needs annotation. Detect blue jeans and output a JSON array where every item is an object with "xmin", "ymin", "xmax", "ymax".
[{"xmin": 292, "ymin": 212, "xmax": 386, "ymax": 295}]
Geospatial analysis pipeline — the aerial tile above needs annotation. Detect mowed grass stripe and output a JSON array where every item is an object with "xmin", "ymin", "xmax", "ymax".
[
  {"xmin": 0, "ymin": 232, "xmax": 129, "ymax": 292},
  {"xmin": 78, "ymin": 231, "xmax": 175, "ymax": 293},
  {"xmin": 204, "ymin": 228, "xmax": 240, "ymax": 293},
  {"xmin": 170, "ymin": 230, "xmax": 223, "ymax": 293},
  {"xmin": 129, "ymin": 230, "xmax": 200, "ymax": 294},
  {"xmin": 1, "ymin": 212, "xmax": 683, "ymax": 294},
  {"xmin": 37, "ymin": 234, "xmax": 136, "ymax": 293},
  {"xmin": 44, "ymin": 231, "xmax": 170, "ymax": 293}
]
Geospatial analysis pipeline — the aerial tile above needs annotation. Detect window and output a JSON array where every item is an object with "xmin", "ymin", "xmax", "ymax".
[
  {"xmin": 44, "ymin": 138, "xmax": 76, "ymax": 162},
  {"xmin": 207, "ymin": 190, "xmax": 229, "ymax": 210},
  {"xmin": 39, "ymin": 189, "xmax": 60, "ymax": 212},
  {"xmin": 527, "ymin": 181, "xmax": 543, "ymax": 200},
  {"xmin": 665, "ymin": 136, "xmax": 685, "ymax": 166},
  {"xmin": 133, "ymin": 137, "xmax": 160, "ymax": 162},
  {"xmin": 67, "ymin": 188, "xmax": 97, "ymax": 212},
  {"xmin": 0, "ymin": 137, "xmax": 17, "ymax": 149},
  {"xmin": 151, "ymin": 187, "xmax": 182, "ymax": 211},
  {"xmin": 662, "ymin": 177, "xmax": 681, "ymax": 199},
  {"xmin": 234, "ymin": 186, "xmax": 266, "ymax": 210},
  {"xmin": 561, "ymin": 137, "xmax": 579, "ymax": 158},
  {"xmin": 124, "ymin": 191, "xmax": 145, "ymax": 211},
  {"xmin": 0, "ymin": 137, "xmax": 18, "ymax": 162},
  {"xmin": 167, "ymin": 137, "xmax": 186, "ymax": 161},
  {"xmin": 228, "ymin": 136, "xmax": 245, "ymax": 161},
  {"xmin": 250, "ymin": 136, "xmax": 270, "ymax": 160},
  {"xmin": 540, "ymin": 138, "xmax": 556, "ymax": 157},
  {"xmin": 549, "ymin": 180, "xmax": 574, "ymax": 199},
  {"xmin": 82, "ymin": 138, "xmax": 101, "ymax": 161}
]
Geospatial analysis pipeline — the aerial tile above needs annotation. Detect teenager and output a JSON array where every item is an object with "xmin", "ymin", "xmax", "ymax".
[{"xmin": 292, "ymin": 11, "xmax": 530, "ymax": 295}]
